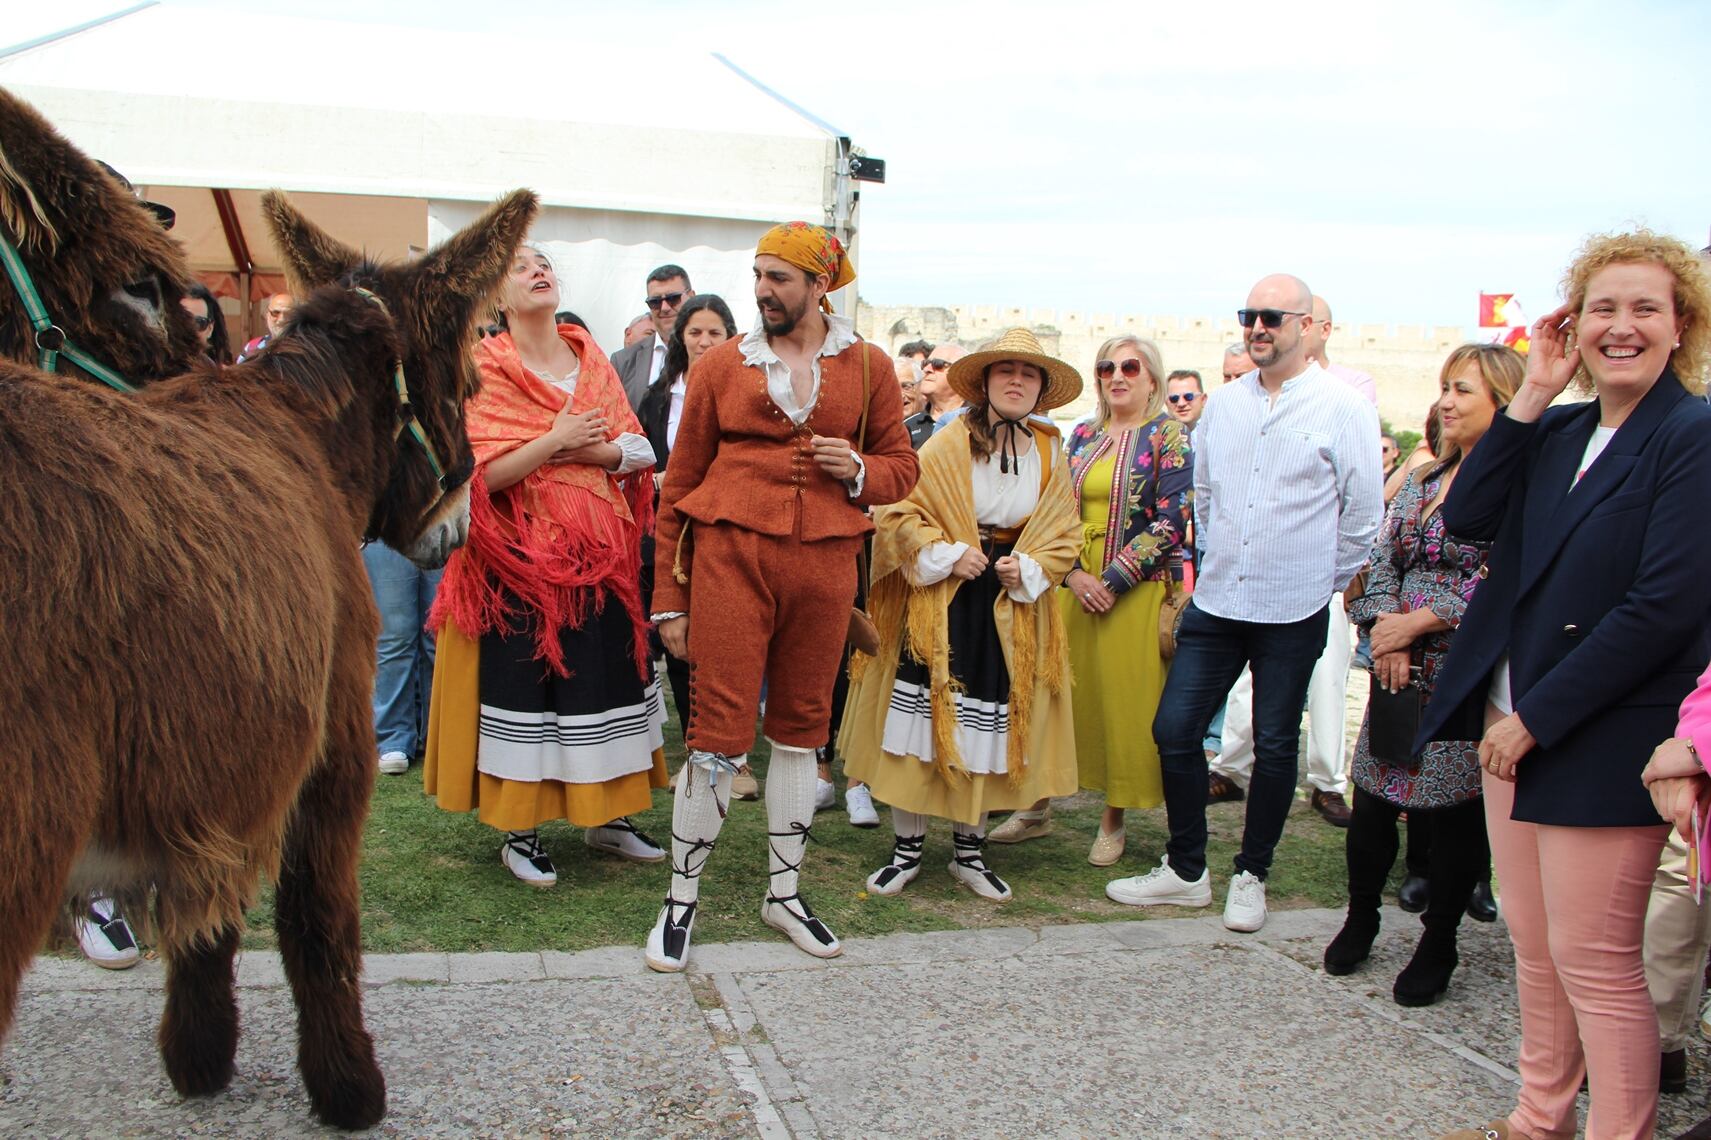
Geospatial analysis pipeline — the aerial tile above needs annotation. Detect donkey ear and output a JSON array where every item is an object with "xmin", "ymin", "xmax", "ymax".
[
  {"xmin": 411, "ymin": 189, "xmax": 539, "ymax": 332},
  {"xmin": 260, "ymin": 190, "xmax": 362, "ymax": 295}
]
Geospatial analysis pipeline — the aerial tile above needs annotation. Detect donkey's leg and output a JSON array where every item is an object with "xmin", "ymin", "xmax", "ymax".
[
  {"xmin": 274, "ymin": 660, "xmax": 385, "ymax": 1131},
  {"xmin": 158, "ymin": 923, "xmax": 242, "ymax": 1097}
]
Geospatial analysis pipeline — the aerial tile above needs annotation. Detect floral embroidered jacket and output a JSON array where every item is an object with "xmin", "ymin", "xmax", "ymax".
[{"xmin": 1064, "ymin": 414, "xmax": 1192, "ymax": 593}]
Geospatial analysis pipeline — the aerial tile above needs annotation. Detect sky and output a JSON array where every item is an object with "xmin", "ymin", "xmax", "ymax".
[{"xmin": 11, "ymin": 0, "xmax": 1710, "ymax": 330}]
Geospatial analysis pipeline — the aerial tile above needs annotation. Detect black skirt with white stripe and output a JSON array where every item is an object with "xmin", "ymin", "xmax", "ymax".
[
  {"xmin": 476, "ymin": 586, "xmax": 664, "ymax": 786},
  {"xmin": 883, "ymin": 542, "xmax": 1014, "ymax": 774}
]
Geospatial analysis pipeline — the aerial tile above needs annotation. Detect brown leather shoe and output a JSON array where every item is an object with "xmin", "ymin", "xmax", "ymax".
[
  {"xmin": 1438, "ymin": 1121, "xmax": 1526, "ymax": 1140},
  {"xmin": 1311, "ymin": 789, "xmax": 1352, "ymax": 828},
  {"xmin": 1207, "ymin": 773, "xmax": 1245, "ymax": 803}
]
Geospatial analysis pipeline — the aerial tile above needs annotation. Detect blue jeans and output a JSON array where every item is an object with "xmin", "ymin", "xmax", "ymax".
[
  {"xmin": 1152, "ymin": 600, "xmax": 1329, "ymax": 881},
  {"xmin": 362, "ymin": 541, "xmax": 442, "ymax": 758}
]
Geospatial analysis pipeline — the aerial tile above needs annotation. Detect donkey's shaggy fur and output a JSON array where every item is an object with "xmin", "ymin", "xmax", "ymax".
[{"xmin": 0, "ymin": 86, "xmax": 536, "ymax": 1130}]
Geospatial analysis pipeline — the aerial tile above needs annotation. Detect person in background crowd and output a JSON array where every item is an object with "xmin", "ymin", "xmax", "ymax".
[
  {"xmin": 1385, "ymin": 406, "xmax": 1441, "ymax": 503},
  {"xmin": 554, "ymin": 309, "xmax": 589, "ymax": 332},
  {"xmin": 1221, "ymin": 343, "xmax": 1254, "ymax": 383},
  {"xmin": 611, "ymin": 264, "xmax": 694, "ymax": 410},
  {"xmin": 989, "ymin": 336, "xmax": 1189, "ymax": 867},
  {"xmin": 897, "ymin": 339, "xmax": 933, "ymax": 367},
  {"xmin": 1164, "ymin": 368, "xmax": 1205, "ymax": 434},
  {"xmin": 624, "ymin": 312, "xmax": 656, "ymax": 348},
  {"xmin": 1323, "ymin": 343, "xmax": 1522, "ymax": 1008},
  {"xmin": 841, "ymin": 328, "xmax": 1080, "ymax": 902},
  {"xmin": 1111, "ymin": 273, "xmax": 1381, "ymax": 934},
  {"xmin": 645, "ymin": 222, "xmax": 917, "ymax": 971},
  {"xmin": 918, "ymin": 342, "xmax": 968, "ymax": 424},
  {"xmin": 363, "ymin": 515, "xmax": 443, "ymax": 777},
  {"xmin": 1430, "ymin": 230, "xmax": 1711, "ymax": 1140},
  {"xmin": 1380, "ymin": 433, "xmax": 1400, "ymax": 477},
  {"xmin": 639, "ymin": 294, "xmax": 741, "ymax": 789},
  {"xmin": 425, "ymin": 241, "xmax": 668, "ymax": 887},
  {"xmin": 1304, "ymin": 295, "xmax": 1378, "ymax": 404},
  {"xmin": 181, "ymin": 281, "xmax": 232, "ymax": 364},
  {"xmin": 237, "ymin": 291, "xmax": 293, "ymax": 362},
  {"xmin": 897, "ymin": 356, "xmax": 932, "ymax": 445}
]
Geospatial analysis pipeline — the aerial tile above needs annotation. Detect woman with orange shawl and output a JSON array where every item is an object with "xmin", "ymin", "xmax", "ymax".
[{"xmin": 425, "ymin": 243, "xmax": 668, "ymax": 886}]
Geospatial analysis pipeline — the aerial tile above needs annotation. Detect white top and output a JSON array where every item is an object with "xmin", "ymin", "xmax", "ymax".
[
  {"xmin": 737, "ymin": 311, "xmax": 866, "ymax": 495},
  {"xmin": 1489, "ymin": 423, "xmax": 1622, "ymax": 715},
  {"xmin": 667, "ymin": 377, "xmax": 686, "ymax": 453},
  {"xmin": 541, "ymin": 361, "xmax": 654, "ymax": 476},
  {"xmin": 1192, "ymin": 362, "xmax": 1384, "ymax": 623},
  {"xmin": 906, "ymin": 442, "xmax": 1051, "ymax": 604},
  {"xmin": 647, "ymin": 334, "xmax": 667, "ymax": 388}
]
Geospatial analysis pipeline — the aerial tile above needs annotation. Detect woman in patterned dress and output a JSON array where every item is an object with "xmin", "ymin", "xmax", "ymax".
[{"xmin": 1323, "ymin": 343, "xmax": 1523, "ymax": 1004}]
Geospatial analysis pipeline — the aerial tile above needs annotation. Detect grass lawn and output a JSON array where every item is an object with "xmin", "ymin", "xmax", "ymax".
[{"xmin": 237, "ymin": 709, "xmax": 1389, "ymax": 955}]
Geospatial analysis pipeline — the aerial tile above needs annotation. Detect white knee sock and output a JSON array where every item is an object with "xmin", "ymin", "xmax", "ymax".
[
  {"xmin": 891, "ymin": 808, "xmax": 927, "ymax": 841},
  {"xmin": 666, "ymin": 753, "xmax": 738, "ymax": 906},
  {"xmin": 765, "ymin": 743, "xmax": 818, "ymax": 902}
]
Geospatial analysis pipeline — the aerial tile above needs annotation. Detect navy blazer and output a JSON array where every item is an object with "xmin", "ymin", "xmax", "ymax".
[{"xmin": 1418, "ymin": 372, "xmax": 1711, "ymax": 826}]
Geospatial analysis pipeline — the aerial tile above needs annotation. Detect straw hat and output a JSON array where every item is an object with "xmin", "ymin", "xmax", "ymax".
[{"xmin": 946, "ymin": 327, "xmax": 1083, "ymax": 413}]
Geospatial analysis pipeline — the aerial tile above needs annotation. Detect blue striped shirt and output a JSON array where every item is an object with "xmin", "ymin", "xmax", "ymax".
[{"xmin": 1193, "ymin": 362, "xmax": 1383, "ymax": 624}]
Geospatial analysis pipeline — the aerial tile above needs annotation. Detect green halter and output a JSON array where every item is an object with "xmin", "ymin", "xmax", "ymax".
[{"xmin": 0, "ymin": 230, "xmax": 137, "ymax": 393}]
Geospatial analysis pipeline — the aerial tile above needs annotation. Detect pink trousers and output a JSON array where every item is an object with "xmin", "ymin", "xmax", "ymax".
[{"xmin": 1483, "ymin": 769, "xmax": 1667, "ymax": 1140}]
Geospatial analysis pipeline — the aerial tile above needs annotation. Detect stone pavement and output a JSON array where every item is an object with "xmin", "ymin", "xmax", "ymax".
[{"xmin": 4, "ymin": 908, "xmax": 1710, "ymax": 1138}]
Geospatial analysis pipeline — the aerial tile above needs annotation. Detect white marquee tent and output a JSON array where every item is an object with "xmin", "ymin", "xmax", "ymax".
[{"xmin": 0, "ymin": 2, "xmax": 871, "ymax": 348}]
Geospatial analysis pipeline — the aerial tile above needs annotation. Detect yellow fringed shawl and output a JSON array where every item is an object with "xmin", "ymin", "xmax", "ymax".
[{"xmin": 852, "ymin": 415, "xmax": 1080, "ymax": 787}]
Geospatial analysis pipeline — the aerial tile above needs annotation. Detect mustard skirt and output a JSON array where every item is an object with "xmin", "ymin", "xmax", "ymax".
[
  {"xmin": 424, "ymin": 621, "xmax": 667, "ymax": 832},
  {"xmin": 1058, "ymin": 580, "xmax": 1168, "ymax": 809}
]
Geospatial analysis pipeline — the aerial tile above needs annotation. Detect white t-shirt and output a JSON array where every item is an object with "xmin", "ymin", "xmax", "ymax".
[{"xmin": 1489, "ymin": 424, "xmax": 1620, "ymax": 715}]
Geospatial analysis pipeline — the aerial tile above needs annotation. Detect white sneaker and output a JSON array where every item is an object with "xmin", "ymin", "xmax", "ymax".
[
  {"xmin": 378, "ymin": 751, "xmax": 409, "ymax": 775},
  {"xmin": 643, "ymin": 898, "xmax": 697, "ymax": 973},
  {"xmin": 813, "ymin": 778, "xmax": 836, "ymax": 812},
  {"xmin": 1223, "ymin": 870, "xmax": 1268, "ymax": 932},
  {"xmin": 501, "ymin": 831, "xmax": 557, "ymax": 887},
  {"xmin": 845, "ymin": 784, "xmax": 879, "ymax": 828},
  {"xmin": 76, "ymin": 895, "xmax": 140, "ymax": 970},
  {"xmin": 584, "ymin": 818, "xmax": 665, "ymax": 863},
  {"xmin": 1105, "ymin": 857, "xmax": 1213, "ymax": 908}
]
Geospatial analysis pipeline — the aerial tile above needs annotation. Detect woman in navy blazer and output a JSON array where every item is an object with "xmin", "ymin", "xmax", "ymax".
[{"xmin": 1430, "ymin": 232, "xmax": 1711, "ymax": 1140}]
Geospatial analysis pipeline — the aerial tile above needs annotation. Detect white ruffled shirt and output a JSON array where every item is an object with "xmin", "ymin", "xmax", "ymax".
[
  {"xmin": 905, "ymin": 441, "xmax": 1051, "ymax": 603},
  {"xmin": 539, "ymin": 357, "xmax": 653, "ymax": 475}
]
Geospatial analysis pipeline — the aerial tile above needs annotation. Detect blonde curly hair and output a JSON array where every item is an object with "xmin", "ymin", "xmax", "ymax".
[{"xmin": 1563, "ymin": 228, "xmax": 1710, "ymax": 396}]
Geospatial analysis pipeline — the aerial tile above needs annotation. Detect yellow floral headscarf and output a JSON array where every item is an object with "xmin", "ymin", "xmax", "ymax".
[{"xmin": 756, "ymin": 221, "xmax": 855, "ymax": 312}]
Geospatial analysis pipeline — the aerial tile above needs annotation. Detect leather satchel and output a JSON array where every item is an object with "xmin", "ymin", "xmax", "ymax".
[
  {"xmin": 847, "ymin": 339, "xmax": 881, "ymax": 657},
  {"xmin": 1367, "ymin": 669, "xmax": 1424, "ymax": 765}
]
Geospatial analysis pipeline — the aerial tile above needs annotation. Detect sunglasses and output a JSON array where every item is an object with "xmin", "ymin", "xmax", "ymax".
[
  {"xmin": 644, "ymin": 291, "xmax": 686, "ymax": 311},
  {"xmin": 188, "ymin": 314, "xmax": 214, "ymax": 331},
  {"xmin": 1236, "ymin": 308, "xmax": 1307, "ymax": 330},
  {"xmin": 1167, "ymin": 392, "xmax": 1199, "ymax": 404},
  {"xmin": 1094, "ymin": 358, "xmax": 1144, "ymax": 380},
  {"xmin": 924, "ymin": 358, "xmax": 952, "ymax": 372}
]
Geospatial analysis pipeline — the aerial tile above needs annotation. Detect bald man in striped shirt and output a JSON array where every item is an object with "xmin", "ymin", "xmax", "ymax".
[{"xmin": 1106, "ymin": 273, "xmax": 1383, "ymax": 934}]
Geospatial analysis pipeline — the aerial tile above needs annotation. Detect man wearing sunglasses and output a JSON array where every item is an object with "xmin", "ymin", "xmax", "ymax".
[
  {"xmin": 1109, "ymin": 273, "xmax": 1382, "ymax": 935},
  {"xmin": 906, "ymin": 342, "xmax": 968, "ymax": 440},
  {"xmin": 1165, "ymin": 369, "xmax": 1205, "ymax": 433},
  {"xmin": 611, "ymin": 264, "xmax": 695, "ymax": 410}
]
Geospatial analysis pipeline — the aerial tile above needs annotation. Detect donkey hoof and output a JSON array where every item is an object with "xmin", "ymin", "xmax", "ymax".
[
  {"xmin": 165, "ymin": 1052, "xmax": 235, "ymax": 1099},
  {"xmin": 304, "ymin": 1055, "xmax": 386, "ymax": 1131}
]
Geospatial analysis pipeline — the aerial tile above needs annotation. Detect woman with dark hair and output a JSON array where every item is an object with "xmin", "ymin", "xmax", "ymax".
[
  {"xmin": 1433, "ymin": 230, "xmax": 1711, "ymax": 1140},
  {"xmin": 638, "ymin": 293, "xmax": 737, "ymax": 773},
  {"xmin": 180, "ymin": 281, "xmax": 232, "ymax": 364},
  {"xmin": 839, "ymin": 328, "xmax": 1082, "ymax": 902}
]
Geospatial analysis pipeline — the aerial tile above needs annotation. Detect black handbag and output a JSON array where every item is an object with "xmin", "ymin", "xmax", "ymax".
[{"xmin": 1367, "ymin": 668, "xmax": 1424, "ymax": 765}]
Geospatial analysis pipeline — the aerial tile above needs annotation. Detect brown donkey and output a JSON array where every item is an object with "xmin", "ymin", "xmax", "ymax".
[{"xmin": 0, "ymin": 88, "xmax": 537, "ymax": 1130}]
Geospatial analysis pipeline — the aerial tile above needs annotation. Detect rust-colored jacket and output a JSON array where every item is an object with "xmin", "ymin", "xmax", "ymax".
[{"xmin": 652, "ymin": 335, "xmax": 919, "ymax": 612}]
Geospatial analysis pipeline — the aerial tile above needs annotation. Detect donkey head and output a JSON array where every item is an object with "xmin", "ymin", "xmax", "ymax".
[
  {"xmin": 0, "ymin": 87, "xmax": 201, "ymax": 385},
  {"xmin": 261, "ymin": 188, "xmax": 538, "ymax": 568}
]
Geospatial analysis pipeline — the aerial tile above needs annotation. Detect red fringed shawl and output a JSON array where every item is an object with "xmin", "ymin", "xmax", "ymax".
[{"xmin": 429, "ymin": 325, "xmax": 655, "ymax": 678}]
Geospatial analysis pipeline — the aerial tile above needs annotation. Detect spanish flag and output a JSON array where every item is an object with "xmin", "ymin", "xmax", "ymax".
[{"xmin": 1479, "ymin": 293, "xmax": 1516, "ymax": 328}]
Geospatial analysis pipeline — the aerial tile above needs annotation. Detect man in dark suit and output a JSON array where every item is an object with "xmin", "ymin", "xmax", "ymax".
[{"xmin": 611, "ymin": 264, "xmax": 694, "ymax": 410}]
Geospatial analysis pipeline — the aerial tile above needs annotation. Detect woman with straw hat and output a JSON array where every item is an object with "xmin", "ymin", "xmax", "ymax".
[{"xmin": 839, "ymin": 328, "xmax": 1082, "ymax": 901}]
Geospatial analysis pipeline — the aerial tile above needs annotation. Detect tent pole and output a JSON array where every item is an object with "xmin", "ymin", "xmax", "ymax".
[{"xmin": 211, "ymin": 187, "xmax": 254, "ymax": 339}]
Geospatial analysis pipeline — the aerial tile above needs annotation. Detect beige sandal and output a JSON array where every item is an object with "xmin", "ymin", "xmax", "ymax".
[
  {"xmin": 1088, "ymin": 825, "xmax": 1126, "ymax": 867},
  {"xmin": 989, "ymin": 807, "xmax": 1052, "ymax": 844}
]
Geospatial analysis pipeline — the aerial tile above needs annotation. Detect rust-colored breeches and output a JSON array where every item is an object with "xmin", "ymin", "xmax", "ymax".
[{"xmin": 685, "ymin": 523, "xmax": 859, "ymax": 756}]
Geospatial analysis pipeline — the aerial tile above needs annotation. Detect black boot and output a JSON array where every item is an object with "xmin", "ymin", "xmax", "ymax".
[
  {"xmin": 1324, "ymin": 913, "xmax": 1379, "ymax": 976},
  {"xmin": 1393, "ymin": 928, "xmax": 1458, "ymax": 1007},
  {"xmin": 1398, "ymin": 873, "xmax": 1430, "ymax": 913},
  {"xmin": 1466, "ymin": 879, "xmax": 1498, "ymax": 923}
]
